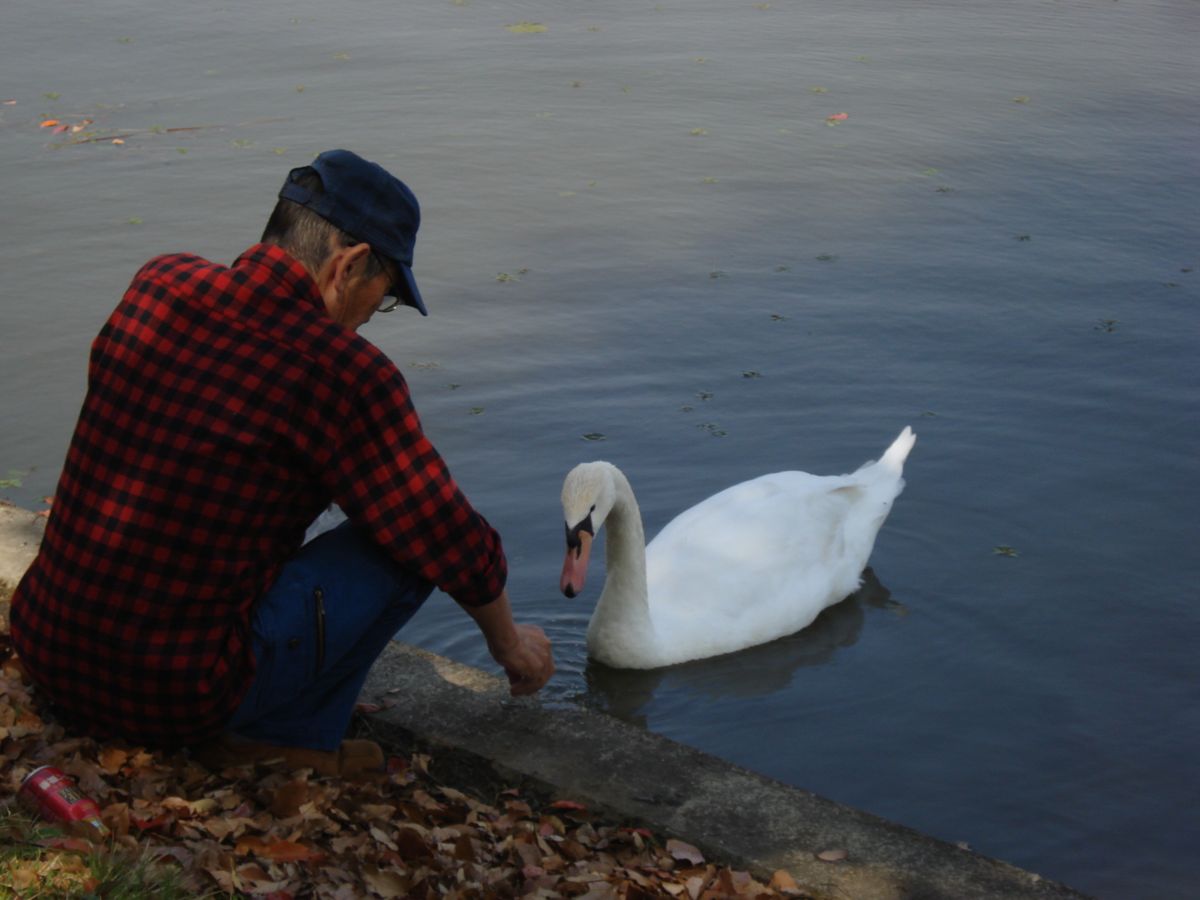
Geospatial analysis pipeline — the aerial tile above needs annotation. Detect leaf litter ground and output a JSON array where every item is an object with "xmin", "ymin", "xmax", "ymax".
[{"xmin": 0, "ymin": 634, "xmax": 813, "ymax": 899}]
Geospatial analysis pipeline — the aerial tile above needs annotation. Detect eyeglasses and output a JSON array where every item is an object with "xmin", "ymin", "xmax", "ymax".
[{"xmin": 372, "ymin": 251, "xmax": 403, "ymax": 313}]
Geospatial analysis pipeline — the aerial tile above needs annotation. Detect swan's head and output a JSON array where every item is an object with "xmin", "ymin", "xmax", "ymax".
[{"xmin": 560, "ymin": 461, "xmax": 619, "ymax": 598}]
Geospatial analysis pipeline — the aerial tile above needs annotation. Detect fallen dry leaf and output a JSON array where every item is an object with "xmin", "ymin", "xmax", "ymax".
[
  {"xmin": 0, "ymin": 634, "xmax": 815, "ymax": 900},
  {"xmin": 667, "ymin": 837, "xmax": 706, "ymax": 865}
]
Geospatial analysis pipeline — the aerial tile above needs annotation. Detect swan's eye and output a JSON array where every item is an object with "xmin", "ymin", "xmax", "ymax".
[{"xmin": 565, "ymin": 511, "xmax": 596, "ymax": 554}]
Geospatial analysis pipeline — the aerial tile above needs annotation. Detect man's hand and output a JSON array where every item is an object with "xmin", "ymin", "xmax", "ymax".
[
  {"xmin": 490, "ymin": 622, "xmax": 554, "ymax": 696},
  {"xmin": 459, "ymin": 590, "xmax": 555, "ymax": 696}
]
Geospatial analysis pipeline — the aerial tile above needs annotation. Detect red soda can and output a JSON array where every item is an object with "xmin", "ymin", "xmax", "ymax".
[{"xmin": 19, "ymin": 765, "xmax": 110, "ymax": 840}]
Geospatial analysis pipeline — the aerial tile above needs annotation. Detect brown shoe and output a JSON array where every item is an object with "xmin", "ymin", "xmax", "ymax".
[{"xmin": 193, "ymin": 735, "xmax": 383, "ymax": 777}]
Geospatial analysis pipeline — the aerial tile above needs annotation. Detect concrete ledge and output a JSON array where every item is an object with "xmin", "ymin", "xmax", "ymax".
[
  {"xmin": 361, "ymin": 644, "xmax": 1088, "ymax": 900},
  {"xmin": 0, "ymin": 503, "xmax": 45, "ymax": 630}
]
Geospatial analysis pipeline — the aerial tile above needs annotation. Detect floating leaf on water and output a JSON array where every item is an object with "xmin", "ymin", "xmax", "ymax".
[
  {"xmin": 679, "ymin": 405, "xmax": 694, "ymax": 412},
  {"xmin": 52, "ymin": 124, "xmax": 69, "ymax": 134},
  {"xmin": 693, "ymin": 57, "xmax": 708, "ymax": 64},
  {"xmin": 506, "ymin": 21, "xmax": 547, "ymax": 34},
  {"xmin": 1094, "ymin": 319, "xmax": 1118, "ymax": 333},
  {"xmin": 333, "ymin": 52, "xmax": 351, "ymax": 60},
  {"xmin": 495, "ymin": 272, "xmax": 516, "ymax": 283},
  {"xmin": 698, "ymin": 423, "xmax": 727, "ymax": 437},
  {"xmin": 816, "ymin": 253, "xmax": 838, "ymax": 262},
  {"xmin": 117, "ymin": 36, "xmax": 133, "ymax": 44},
  {"xmin": 587, "ymin": 25, "xmax": 601, "ymax": 32},
  {"xmin": 572, "ymin": 80, "xmax": 583, "ymax": 88},
  {"xmin": 810, "ymin": 85, "xmax": 828, "ymax": 93},
  {"xmin": 1012, "ymin": 95, "xmax": 1031, "ymax": 104},
  {"xmin": 754, "ymin": 2, "xmax": 772, "ymax": 9},
  {"xmin": 709, "ymin": 271, "xmax": 725, "ymax": 279},
  {"xmin": 43, "ymin": 92, "xmax": 61, "ymax": 100},
  {"xmin": 232, "ymin": 138, "xmax": 253, "ymax": 147},
  {"xmin": 993, "ymin": 545, "xmax": 1019, "ymax": 557},
  {"xmin": 126, "ymin": 217, "xmax": 143, "ymax": 225},
  {"xmin": 697, "ymin": 391, "xmax": 713, "ymax": 401},
  {"xmin": 742, "ymin": 370, "xmax": 762, "ymax": 378},
  {"xmin": 469, "ymin": 407, "xmax": 485, "ymax": 415},
  {"xmin": 112, "ymin": 138, "xmax": 125, "ymax": 145},
  {"xmin": 825, "ymin": 112, "xmax": 849, "ymax": 125},
  {"xmin": 148, "ymin": 124, "xmax": 167, "ymax": 134},
  {"xmin": 690, "ymin": 127, "xmax": 708, "ymax": 136},
  {"xmin": 176, "ymin": 147, "xmax": 188, "ymax": 155},
  {"xmin": 3, "ymin": 99, "xmax": 17, "ymax": 105},
  {"xmin": 295, "ymin": 84, "xmax": 306, "ymax": 92},
  {"xmin": 770, "ymin": 313, "xmax": 787, "ymax": 321},
  {"xmin": 582, "ymin": 433, "xmax": 606, "ymax": 441},
  {"xmin": 272, "ymin": 147, "xmax": 287, "ymax": 155},
  {"xmin": 447, "ymin": 383, "xmax": 461, "ymax": 390},
  {"xmin": 702, "ymin": 176, "xmax": 718, "ymax": 184},
  {"xmin": 39, "ymin": 119, "xmax": 60, "ymax": 128},
  {"xmin": 558, "ymin": 190, "xmax": 576, "ymax": 198}
]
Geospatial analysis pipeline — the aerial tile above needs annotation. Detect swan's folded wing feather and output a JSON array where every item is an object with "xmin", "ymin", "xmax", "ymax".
[{"xmin": 644, "ymin": 473, "xmax": 862, "ymax": 631}]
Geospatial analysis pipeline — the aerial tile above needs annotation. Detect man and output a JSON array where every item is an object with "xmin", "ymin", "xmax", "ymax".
[{"xmin": 10, "ymin": 149, "xmax": 554, "ymax": 775}]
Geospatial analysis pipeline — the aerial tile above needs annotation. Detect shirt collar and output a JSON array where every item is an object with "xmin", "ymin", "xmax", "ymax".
[{"xmin": 233, "ymin": 242, "xmax": 325, "ymax": 312}]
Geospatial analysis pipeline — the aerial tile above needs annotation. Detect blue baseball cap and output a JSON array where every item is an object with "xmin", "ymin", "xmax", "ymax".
[{"xmin": 279, "ymin": 149, "xmax": 427, "ymax": 316}]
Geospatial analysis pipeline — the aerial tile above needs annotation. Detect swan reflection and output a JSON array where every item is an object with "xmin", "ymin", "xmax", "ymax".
[{"xmin": 580, "ymin": 568, "xmax": 899, "ymax": 726}]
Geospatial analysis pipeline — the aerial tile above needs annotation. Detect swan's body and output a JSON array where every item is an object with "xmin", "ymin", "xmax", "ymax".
[{"xmin": 560, "ymin": 427, "xmax": 915, "ymax": 669}]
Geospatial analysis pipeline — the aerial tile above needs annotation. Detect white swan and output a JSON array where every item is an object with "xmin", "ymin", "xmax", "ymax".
[{"xmin": 559, "ymin": 427, "xmax": 916, "ymax": 669}]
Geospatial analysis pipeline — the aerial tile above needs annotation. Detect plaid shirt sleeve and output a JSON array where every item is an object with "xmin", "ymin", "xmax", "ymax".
[{"xmin": 321, "ymin": 351, "xmax": 507, "ymax": 607}]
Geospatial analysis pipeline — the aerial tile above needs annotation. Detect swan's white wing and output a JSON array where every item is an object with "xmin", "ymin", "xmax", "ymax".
[{"xmin": 643, "ymin": 472, "xmax": 867, "ymax": 652}]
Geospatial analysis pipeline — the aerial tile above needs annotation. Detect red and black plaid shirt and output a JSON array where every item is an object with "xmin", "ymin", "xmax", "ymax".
[{"xmin": 11, "ymin": 243, "xmax": 506, "ymax": 746}]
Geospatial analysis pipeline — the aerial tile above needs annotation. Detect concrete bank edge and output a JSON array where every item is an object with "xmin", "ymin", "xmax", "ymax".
[
  {"xmin": 1, "ymin": 504, "xmax": 1089, "ymax": 899},
  {"xmin": 360, "ymin": 644, "xmax": 1088, "ymax": 900}
]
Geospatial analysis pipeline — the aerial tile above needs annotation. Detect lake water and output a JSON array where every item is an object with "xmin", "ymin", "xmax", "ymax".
[{"xmin": 1, "ymin": 1, "xmax": 1196, "ymax": 896}]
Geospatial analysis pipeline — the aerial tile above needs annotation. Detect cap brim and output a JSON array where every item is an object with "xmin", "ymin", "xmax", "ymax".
[{"xmin": 397, "ymin": 265, "xmax": 427, "ymax": 316}]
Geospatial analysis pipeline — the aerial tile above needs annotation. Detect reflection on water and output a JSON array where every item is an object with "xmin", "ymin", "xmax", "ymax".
[{"xmin": 582, "ymin": 568, "xmax": 895, "ymax": 725}]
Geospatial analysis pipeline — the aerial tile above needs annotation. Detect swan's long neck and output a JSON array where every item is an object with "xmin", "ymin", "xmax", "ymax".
[{"xmin": 591, "ymin": 466, "xmax": 655, "ymax": 646}]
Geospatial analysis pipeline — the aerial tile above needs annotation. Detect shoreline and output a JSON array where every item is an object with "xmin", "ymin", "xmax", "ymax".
[{"xmin": 0, "ymin": 502, "xmax": 1089, "ymax": 899}]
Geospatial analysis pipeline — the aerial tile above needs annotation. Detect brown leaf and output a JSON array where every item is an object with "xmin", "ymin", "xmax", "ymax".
[
  {"xmin": 362, "ymin": 865, "xmax": 410, "ymax": 899},
  {"xmin": 816, "ymin": 847, "xmax": 848, "ymax": 862},
  {"xmin": 270, "ymin": 779, "xmax": 309, "ymax": 818},
  {"xmin": 666, "ymin": 838, "xmax": 705, "ymax": 866},
  {"xmin": 97, "ymin": 746, "xmax": 129, "ymax": 773},
  {"xmin": 258, "ymin": 838, "xmax": 324, "ymax": 863},
  {"xmin": 769, "ymin": 868, "xmax": 805, "ymax": 894}
]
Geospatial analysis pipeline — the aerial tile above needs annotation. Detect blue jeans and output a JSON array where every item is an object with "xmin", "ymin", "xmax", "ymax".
[{"xmin": 227, "ymin": 520, "xmax": 432, "ymax": 751}]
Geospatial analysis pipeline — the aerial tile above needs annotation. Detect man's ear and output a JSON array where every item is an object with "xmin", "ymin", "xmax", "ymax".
[{"xmin": 333, "ymin": 242, "xmax": 373, "ymax": 289}]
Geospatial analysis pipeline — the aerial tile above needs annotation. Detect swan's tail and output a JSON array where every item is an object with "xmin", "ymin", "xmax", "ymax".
[
  {"xmin": 852, "ymin": 426, "xmax": 916, "ymax": 481},
  {"xmin": 878, "ymin": 426, "xmax": 916, "ymax": 476}
]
